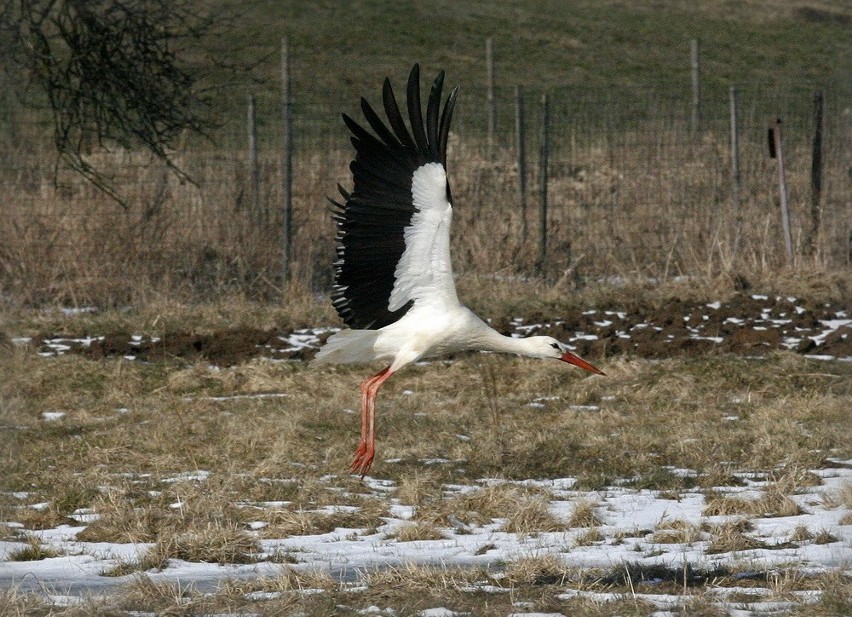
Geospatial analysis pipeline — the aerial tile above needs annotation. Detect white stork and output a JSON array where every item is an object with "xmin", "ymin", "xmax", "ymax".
[{"xmin": 314, "ymin": 64, "xmax": 604, "ymax": 477}]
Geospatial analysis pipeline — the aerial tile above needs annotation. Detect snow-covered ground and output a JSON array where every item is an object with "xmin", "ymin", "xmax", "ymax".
[{"xmin": 2, "ymin": 464, "xmax": 849, "ymax": 607}]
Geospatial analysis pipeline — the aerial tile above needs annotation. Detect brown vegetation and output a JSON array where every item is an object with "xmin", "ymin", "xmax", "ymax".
[{"xmin": 1, "ymin": 105, "xmax": 849, "ymax": 311}]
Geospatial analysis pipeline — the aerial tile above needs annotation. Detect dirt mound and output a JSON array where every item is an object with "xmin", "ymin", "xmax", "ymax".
[
  {"xmin": 83, "ymin": 328, "xmax": 279, "ymax": 365},
  {"xmin": 28, "ymin": 294, "xmax": 851, "ymax": 365},
  {"xmin": 38, "ymin": 327, "xmax": 327, "ymax": 366}
]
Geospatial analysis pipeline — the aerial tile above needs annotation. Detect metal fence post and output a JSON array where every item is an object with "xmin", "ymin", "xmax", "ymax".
[
  {"xmin": 281, "ymin": 36, "xmax": 293, "ymax": 283},
  {"xmin": 515, "ymin": 84, "xmax": 527, "ymax": 239},
  {"xmin": 247, "ymin": 94, "xmax": 260, "ymax": 224},
  {"xmin": 486, "ymin": 37, "xmax": 496, "ymax": 157},
  {"xmin": 538, "ymin": 93, "xmax": 549, "ymax": 273},
  {"xmin": 729, "ymin": 85, "xmax": 740, "ymax": 205},
  {"xmin": 809, "ymin": 89, "xmax": 824, "ymax": 256},
  {"xmin": 691, "ymin": 39, "xmax": 700, "ymax": 134}
]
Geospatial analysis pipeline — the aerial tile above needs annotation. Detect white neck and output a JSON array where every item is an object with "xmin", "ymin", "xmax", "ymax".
[{"xmin": 477, "ymin": 327, "xmax": 541, "ymax": 357}]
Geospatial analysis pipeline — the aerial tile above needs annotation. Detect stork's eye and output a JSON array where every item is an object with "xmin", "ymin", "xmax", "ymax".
[{"xmin": 550, "ymin": 343, "xmax": 560, "ymax": 349}]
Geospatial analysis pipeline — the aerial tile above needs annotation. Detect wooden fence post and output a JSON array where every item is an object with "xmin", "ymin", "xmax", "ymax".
[
  {"xmin": 768, "ymin": 118, "xmax": 793, "ymax": 265},
  {"xmin": 515, "ymin": 84, "xmax": 527, "ymax": 239},
  {"xmin": 247, "ymin": 94, "xmax": 260, "ymax": 224},
  {"xmin": 281, "ymin": 36, "xmax": 293, "ymax": 283},
  {"xmin": 538, "ymin": 93, "xmax": 549, "ymax": 273},
  {"xmin": 690, "ymin": 39, "xmax": 700, "ymax": 134},
  {"xmin": 486, "ymin": 37, "xmax": 496, "ymax": 157},
  {"xmin": 809, "ymin": 89, "xmax": 824, "ymax": 255}
]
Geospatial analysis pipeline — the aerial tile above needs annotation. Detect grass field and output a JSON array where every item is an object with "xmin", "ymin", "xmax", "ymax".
[
  {"xmin": 1, "ymin": 1, "xmax": 850, "ymax": 614},
  {"xmin": 1, "ymin": 281, "xmax": 850, "ymax": 615},
  {"xmin": 168, "ymin": 0, "xmax": 852, "ymax": 130}
]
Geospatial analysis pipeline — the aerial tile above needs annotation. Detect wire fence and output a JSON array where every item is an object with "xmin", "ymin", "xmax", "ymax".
[{"xmin": 0, "ymin": 79, "xmax": 849, "ymax": 307}]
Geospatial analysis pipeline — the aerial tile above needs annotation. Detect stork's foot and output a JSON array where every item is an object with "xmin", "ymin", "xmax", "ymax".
[{"xmin": 350, "ymin": 441, "xmax": 375, "ymax": 478}]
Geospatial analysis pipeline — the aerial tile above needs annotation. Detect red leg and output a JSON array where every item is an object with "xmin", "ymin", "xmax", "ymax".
[{"xmin": 351, "ymin": 366, "xmax": 393, "ymax": 477}]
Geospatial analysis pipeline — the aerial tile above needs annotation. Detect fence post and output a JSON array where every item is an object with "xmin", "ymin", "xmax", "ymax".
[
  {"xmin": 247, "ymin": 94, "xmax": 261, "ymax": 224},
  {"xmin": 768, "ymin": 118, "xmax": 793, "ymax": 265},
  {"xmin": 728, "ymin": 86, "xmax": 740, "ymax": 205},
  {"xmin": 486, "ymin": 37, "xmax": 496, "ymax": 157},
  {"xmin": 809, "ymin": 89, "xmax": 824, "ymax": 256},
  {"xmin": 281, "ymin": 36, "xmax": 293, "ymax": 284},
  {"xmin": 690, "ymin": 39, "xmax": 700, "ymax": 134},
  {"xmin": 538, "ymin": 93, "xmax": 549, "ymax": 273},
  {"xmin": 515, "ymin": 84, "xmax": 527, "ymax": 239}
]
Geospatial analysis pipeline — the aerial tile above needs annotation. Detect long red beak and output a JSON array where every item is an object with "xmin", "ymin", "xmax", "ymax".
[{"xmin": 561, "ymin": 351, "xmax": 605, "ymax": 375}]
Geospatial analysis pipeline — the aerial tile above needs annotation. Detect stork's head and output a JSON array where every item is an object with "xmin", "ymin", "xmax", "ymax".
[{"xmin": 527, "ymin": 336, "xmax": 605, "ymax": 375}]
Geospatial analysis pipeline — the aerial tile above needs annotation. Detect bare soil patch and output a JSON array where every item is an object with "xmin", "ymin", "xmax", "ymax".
[{"xmin": 25, "ymin": 294, "xmax": 851, "ymax": 365}]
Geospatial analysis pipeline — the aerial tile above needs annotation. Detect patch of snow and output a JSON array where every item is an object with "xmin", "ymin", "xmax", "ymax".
[
  {"xmin": 419, "ymin": 608, "xmax": 469, "ymax": 617},
  {"xmin": 244, "ymin": 591, "xmax": 282, "ymax": 601},
  {"xmin": 572, "ymin": 333, "xmax": 599, "ymax": 341},
  {"xmin": 162, "ymin": 470, "xmax": 211, "ymax": 483}
]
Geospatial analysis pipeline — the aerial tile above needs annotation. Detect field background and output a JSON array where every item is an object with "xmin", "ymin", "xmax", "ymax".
[
  {"xmin": 1, "ymin": 1, "xmax": 851, "ymax": 615},
  {"xmin": 0, "ymin": 0, "xmax": 850, "ymax": 307}
]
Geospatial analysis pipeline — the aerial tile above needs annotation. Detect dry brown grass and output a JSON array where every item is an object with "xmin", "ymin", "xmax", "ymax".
[
  {"xmin": 1, "ymin": 305, "xmax": 850, "ymax": 613},
  {"xmin": 2, "ymin": 105, "xmax": 849, "ymax": 311},
  {"xmin": 649, "ymin": 519, "xmax": 704, "ymax": 545},
  {"xmin": 503, "ymin": 554, "xmax": 573, "ymax": 585},
  {"xmin": 573, "ymin": 527, "xmax": 605, "ymax": 547},
  {"xmin": 812, "ymin": 529, "xmax": 839, "ymax": 544},
  {"xmin": 357, "ymin": 562, "xmax": 487, "ymax": 592},
  {"xmin": 386, "ymin": 520, "xmax": 447, "ymax": 542},
  {"xmin": 789, "ymin": 523, "xmax": 815, "ymax": 542},
  {"xmin": 703, "ymin": 485, "xmax": 803, "ymax": 518},
  {"xmin": 152, "ymin": 523, "xmax": 261, "ymax": 565},
  {"xmin": 7, "ymin": 535, "xmax": 62, "ymax": 561},
  {"xmin": 3, "ymin": 343, "xmax": 848, "ymax": 516},
  {"xmin": 567, "ymin": 498, "xmax": 602, "ymax": 528},
  {"xmin": 256, "ymin": 499, "xmax": 388, "ymax": 538},
  {"xmin": 395, "ymin": 471, "xmax": 444, "ymax": 506},
  {"xmin": 706, "ymin": 519, "xmax": 766, "ymax": 554},
  {"xmin": 413, "ymin": 483, "xmax": 561, "ymax": 533},
  {"xmin": 821, "ymin": 481, "xmax": 852, "ymax": 510}
]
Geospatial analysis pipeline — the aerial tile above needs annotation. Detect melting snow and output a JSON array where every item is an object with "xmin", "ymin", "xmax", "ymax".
[{"xmin": 2, "ymin": 466, "xmax": 849, "ymax": 599}]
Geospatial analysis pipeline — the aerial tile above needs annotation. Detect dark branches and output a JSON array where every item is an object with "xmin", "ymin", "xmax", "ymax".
[{"xmin": 1, "ymin": 0, "xmax": 229, "ymax": 206}]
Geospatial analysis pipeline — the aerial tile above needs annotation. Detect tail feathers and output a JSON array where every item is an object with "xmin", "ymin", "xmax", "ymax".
[{"xmin": 312, "ymin": 329, "xmax": 381, "ymax": 365}]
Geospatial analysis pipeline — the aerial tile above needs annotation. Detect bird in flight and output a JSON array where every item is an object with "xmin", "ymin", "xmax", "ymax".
[{"xmin": 314, "ymin": 64, "xmax": 604, "ymax": 477}]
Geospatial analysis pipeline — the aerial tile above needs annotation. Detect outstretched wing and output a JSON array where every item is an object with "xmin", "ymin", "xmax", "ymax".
[{"xmin": 330, "ymin": 64, "xmax": 460, "ymax": 330}]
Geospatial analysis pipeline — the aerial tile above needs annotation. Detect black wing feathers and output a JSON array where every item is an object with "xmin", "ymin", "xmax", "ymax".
[
  {"xmin": 382, "ymin": 78, "xmax": 418, "ymax": 154},
  {"xmin": 330, "ymin": 64, "xmax": 457, "ymax": 329},
  {"xmin": 438, "ymin": 87, "xmax": 459, "ymax": 172},
  {"xmin": 406, "ymin": 65, "xmax": 429, "ymax": 154}
]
